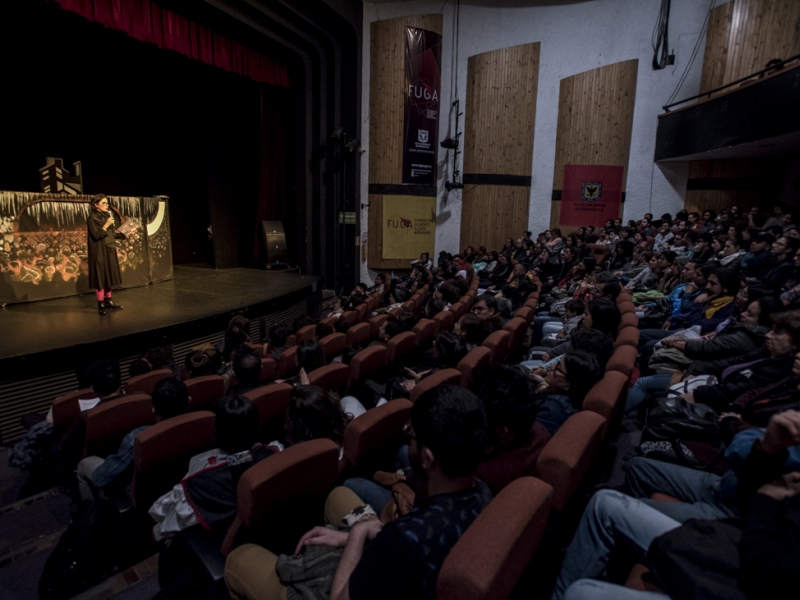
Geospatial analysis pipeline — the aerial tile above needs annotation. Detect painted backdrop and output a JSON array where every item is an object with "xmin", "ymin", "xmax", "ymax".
[{"xmin": 0, "ymin": 192, "xmax": 173, "ymax": 304}]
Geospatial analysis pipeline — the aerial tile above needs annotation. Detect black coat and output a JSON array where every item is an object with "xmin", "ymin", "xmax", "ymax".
[
  {"xmin": 87, "ymin": 209, "xmax": 124, "ymax": 290},
  {"xmin": 683, "ymin": 323, "xmax": 769, "ymax": 361}
]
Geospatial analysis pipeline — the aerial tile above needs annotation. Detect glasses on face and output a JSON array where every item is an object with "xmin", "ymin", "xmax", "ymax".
[{"xmin": 473, "ymin": 304, "xmax": 487, "ymax": 313}]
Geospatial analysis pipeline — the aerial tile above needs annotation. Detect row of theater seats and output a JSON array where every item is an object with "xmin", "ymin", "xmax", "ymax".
[
  {"xmin": 434, "ymin": 287, "xmax": 640, "ymax": 598},
  {"xmin": 49, "ymin": 274, "xmax": 639, "ymax": 598}
]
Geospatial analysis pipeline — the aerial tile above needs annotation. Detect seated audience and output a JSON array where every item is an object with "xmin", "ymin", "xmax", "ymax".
[
  {"xmin": 224, "ymin": 384, "xmax": 492, "ymax": 600},
  {"xmin": 77, "ymin": 378, "xmax": 189, "ymax": 501}
]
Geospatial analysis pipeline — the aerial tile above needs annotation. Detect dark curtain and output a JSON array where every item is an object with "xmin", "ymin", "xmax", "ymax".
[
  {"xmin": 253, "ymin": 86, "xmax": 294, "ymax": 264},
  {"xmin": 51, "ymin": 0, "xmax": 290, "ymax": 87}
]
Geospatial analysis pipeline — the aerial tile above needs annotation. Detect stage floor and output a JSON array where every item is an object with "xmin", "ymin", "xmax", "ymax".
[{"xmin": 0, "ymin": 266, "xmax": 318, "ymax": 378}]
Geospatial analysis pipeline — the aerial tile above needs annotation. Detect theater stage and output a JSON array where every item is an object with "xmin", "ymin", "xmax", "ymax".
[
  {"xmin": 0, "ymin": 266, "xmax": 318, "ymax": 375},
  {"xmin": 0, "ymin": 266, "xmax": 318, "ymax": 443}
]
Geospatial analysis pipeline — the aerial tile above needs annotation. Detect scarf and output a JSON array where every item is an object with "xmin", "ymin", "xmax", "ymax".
[{"xmin": 704, "ymin": 295, "xmax": 734, "ymax": 319}]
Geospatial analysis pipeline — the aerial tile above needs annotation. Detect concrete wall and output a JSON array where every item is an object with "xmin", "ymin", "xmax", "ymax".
[{"xmin": 359, "ymin": 0, "xmax": 723, "ymax": 282}]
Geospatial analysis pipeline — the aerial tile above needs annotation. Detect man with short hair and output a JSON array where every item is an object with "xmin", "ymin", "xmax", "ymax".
[
  {"xmin": 228, "ymin": 345, "xmax": 264, "ymax": 395},
  {"xmin": 763, "ymin": 205, "xmax": 785, "ymax": 230},
  {"xmin": 76, "ymin": 378, "xmax": 189, "ymax": 501},
  {"xmin": 763, "ymin": 236, "xmax": 800, "ymax": 289},
  {"xmin": 224, "ymin": 385, "xmax": 492, "ymax": 600},
  {"xmin": 741, "ymin": 231, "xmax": 776, "ymax": 277},
  {"xmin": 471, "ymin": 294, "xmax": 504, "ymax": 329}
]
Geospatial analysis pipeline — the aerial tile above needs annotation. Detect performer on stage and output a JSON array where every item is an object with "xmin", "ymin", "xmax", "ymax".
[{"xmin": 87, "ymin": 194, "xmax": 125, "ymax": 315}]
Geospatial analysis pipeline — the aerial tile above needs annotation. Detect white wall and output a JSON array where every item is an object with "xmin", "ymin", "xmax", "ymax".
[{"xmin": 360, "ymin": 0, "xmax": 719, "ymax": 283}]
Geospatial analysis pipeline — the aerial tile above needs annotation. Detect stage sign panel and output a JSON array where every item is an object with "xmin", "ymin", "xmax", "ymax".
[
  {"xmin": 382, "ymin": 195, "xmax": 436, "ymax": 260},
  {"xmin": 402, "ymin": 26, "xmax": 442, "ymax": 186},
  {"xmin": 0, "ymin": 192, "xmax": 173, "ymax": 305},
  {"xmin": 559, "ymin": 165, "xmax": 624, "ymax": 227},
  {"xmin": 143, "ymin": 197, "xmax": 174, "ymax": 283}
]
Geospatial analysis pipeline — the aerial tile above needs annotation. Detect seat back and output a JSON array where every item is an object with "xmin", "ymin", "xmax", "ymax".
[
  {"xmin": 185, "ymin": 375, "xmax": 226, "ymax": 412},
  {"xmin": 346, "ymin": 322, "xmax": 371, "ymax": 347},
  {"xmin": 618, "ymin": 312, "xmax": 638, "ymax": 331},
  {"xmin": 615, "ymin": 326, "xmax": 640, "ymax": 348},
  {"xmin": 369, "ymin": 314, "xmax": 389, "ymax": 337},
  {"xmin": 307, "ymin": 364, "xmax": 350, "ymax": 395},
  {"xmin": 339, "ymin": 311, "xmax": 358, "ymax": 327},
  {"xmin": 245, "ymin": 383, "xmax": 293, "ymax": 441},
  {"xmin": 437, "ymin": 477, "xmax": 554, "ymax": 600},
  {"xmin": 606, "ymin": 345, "xmax": 637, "ymax": 377},
  {"xmin": 514, "ymin": 306, "xmax": 534, "ymax": 323},
  {"xmin": 260, "ymin": 358, "xmax": 277, "ymax": 383},
  {"xmin": 221, "ymin": 439, "xmax": 341, "ymax": 556},
  {"xmin": 131, "ymin": 411, "xmax": 216, "ymax": 509},
  {"xmin": 125, "ymin": 369, "xmax": 173, "ymax": 396},
  {"xmin": 412, "ymin": 318, "xmax": 439, "ymax": 347},
  {"xmin": 409, "ymin": 368, "xmax": 463, "ymax": 403},
  {"xmin": 433, "ymin": 310, "xmax": 455, "ymax": 332},
  {"xmin": 318, "ymin": 333, "xmax": 347, "ymax": 361},
  {"xmin": 278, "ymin": 346, "xmax": 299, "ymax": 377},
  {"xmin": 449, "ymin": 302, "xmax": 467, "ymax": 321},
  {"xmin": 617, "ymin": 291, "xmax": 633, "ymax": 304},
  {"xmin": 503, "ymin": 317, "xmax": 528, "ymax": 357},
  {"xmin": 535, "ymin": 411, "xmax": 606, "ymax": 511},
  {"xmin": 618, "ymin": 300, "xmax": 636, "ymax": 315},
  {"xmin": 457, "ymin": 346, "xmax": 493, "ymax": 387},
  {"xmin": 386, "ymin": 331, "xmax": 418, "ymax": 363},
  {"xmin": 482, "ymin": 330, "xmax": 511, "ymax": 365},
  {"xmin": 51, "ymin": 388, "xmax": 97, "ymax": 428},
  {"xmin": 340, "ymin": 399, "xmax": 412, "ymax": 474},
  {"xmin": 288, "ymin": 325, "xmax": 316, "ymax": 347},
  {"xmin": 355, "ymin": 302, "xmax": 369, "ymax": 323},
  {"xmin": 349, "ymin": 346, "xmax": 388, "ymax": 383},
  {"xmin": 84, "ymin": 394, "xmax": 154, "ymax": 458},
  {"xmin": 582, "ymin": 370, "xmax": 629, "ymax": 430}
]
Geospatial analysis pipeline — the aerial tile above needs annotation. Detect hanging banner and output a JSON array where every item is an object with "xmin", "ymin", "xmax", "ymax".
[
  {"xmin": 559, "ymin": 165, "xmax": 624, "ymax": 227},
  {"xmin": 382, "ymin": 195, "xmax": 436, "ymax": 259},
  {"xmin": 402, "ymin": 27, "xmax": 442, "ymax": 186}
]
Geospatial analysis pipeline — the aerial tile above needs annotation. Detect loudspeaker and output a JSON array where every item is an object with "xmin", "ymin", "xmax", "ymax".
[{"xmin": 260, "ymin": 221, "xmax": 287, "ymax": 264}]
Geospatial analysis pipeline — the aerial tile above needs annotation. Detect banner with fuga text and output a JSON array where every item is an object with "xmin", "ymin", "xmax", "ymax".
[
  {"xmin": 402, "ymin": 27, "xmax": 442, "ymax": 186},
  {"xmin": 559, "ymin": 165, "xmax": 624, "ymax": 227},
  {"xmin": 382, "ymin": 196, "xmax": 436, "ymax": 259}
]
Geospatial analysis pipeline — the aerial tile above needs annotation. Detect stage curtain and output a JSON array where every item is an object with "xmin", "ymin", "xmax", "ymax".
[
  {"xmin": 52, "ymin": 0, "xmax": 290, "ymax": 87},
  {"xmin": 253, "ymin": 86, "xmax": 292, "ymax": 261}
]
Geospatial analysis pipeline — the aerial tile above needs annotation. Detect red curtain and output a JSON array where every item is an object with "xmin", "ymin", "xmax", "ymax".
[{"xmin": 53, "ymin": 0, "xmax": 290, "ymax": 87}]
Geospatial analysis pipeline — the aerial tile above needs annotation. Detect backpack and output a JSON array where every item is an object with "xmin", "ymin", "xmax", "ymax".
[{"xmin": 637, "ymin": 396, "xmax": 724, "ymax": 469}]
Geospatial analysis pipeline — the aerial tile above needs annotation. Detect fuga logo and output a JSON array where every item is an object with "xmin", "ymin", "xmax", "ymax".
[{"xmin": 408, "ymin": 84, "xmax": 438, "ymax": 101}]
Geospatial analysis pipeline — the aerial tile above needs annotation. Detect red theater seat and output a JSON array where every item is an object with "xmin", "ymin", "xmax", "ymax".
[
  {"xmin": 457, "ymin": 346, "xmax": 493, "ymax": 387},
  {"xmin": 126, "ymin": 369, "xmax": 173, "ymax": 396},
  {"xmin": 409, "ymin": 369, "xmax": 462, "ymax": 403},
  {"xmin": 84, "ymin": 394, "xmax": 154, "ymax": 458},
  {"xmin": 482, "ymin": 330, "xmax": 511, "ymax": 365},
  {"xmin": 340, "ymin": 399, "xmax": 412, "ymax": 475},
  {"xmin": 307, "ymin": 364, "xmax": 350, "ymax": 395},
  {"xmin": 346, "ymin": 322, "xmax": 371, "ymax": 347},
  {"xmin": 349, "ymin": 346, "xmax": 387, "ymax": 383},
  {"xmin": 185, "ymin": 375, "xmax": 226, "ymax": 411}
]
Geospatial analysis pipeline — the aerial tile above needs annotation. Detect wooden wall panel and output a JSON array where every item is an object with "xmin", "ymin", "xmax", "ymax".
[
  {"xmin": 462, "ymin": 43, "xmax": 540, "ymax": 175},
  {"xmin": 723, "ymin": 0, "xmax": 800, "ymax": 85},
  {"xmin": 700, "ymin": 2, "xmax": 734, "ymax": 94},
  {"xmin": 460, "ymin": 43, "xmax": 540, "ymax": 250},
  {"xmin": 368, "ymin": 14, "xmax": 443, "ymax": 186},
  {"xmin": 460, "ymin": 186, "xmax": 532, "ymax": 253},
  {"xmin": 550, "ymin": 60, "xmax": 638, "ymax": 229},
  {"xmin": 368, "ymin": 14, "xmax": 442, "ymax": 269},
  {"xmin": 684, "ymin": 157, "xmax": 784, "ymax": 215}
]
